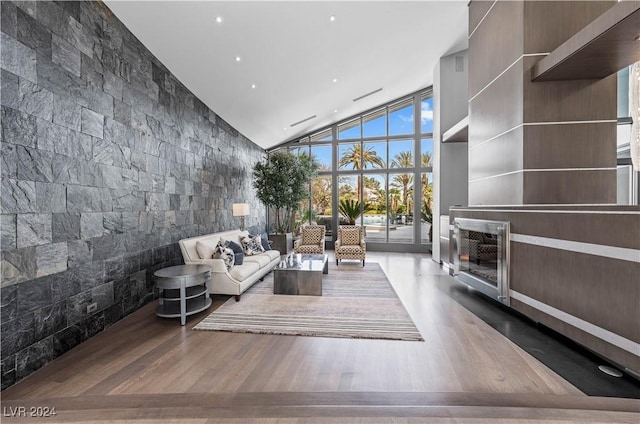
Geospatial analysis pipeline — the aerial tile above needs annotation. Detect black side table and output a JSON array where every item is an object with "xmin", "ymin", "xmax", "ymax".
[{"xmin": 154, "ymin": 265, "xmax": 212, "ymax": 325}]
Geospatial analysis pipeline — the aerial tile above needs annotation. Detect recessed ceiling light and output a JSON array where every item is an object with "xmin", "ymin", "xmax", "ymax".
[
  {"xmin": 251, "ymin": 84, "xmax": 256, "ymax": 89},
  {"xmin": 332, "ymin": 78, "xmax": 338, "ymax": 83},
  {"xmin": 235, "ymin": 56, "xmax": 241, "ymax": 62},
  {"xmin": 330, "ymin": 15, "xmax": 336, "ymax": 22},
  {"xmin": 334, "ymin": 109, "xmax": 338, "ymax": 113},
  {"xmin": 283, "ymin": 127, "xmax": 287, "ymax": 131},
  {"xmin": 216, "ymin": 16, "xmax": 223, "ymax": 23}
]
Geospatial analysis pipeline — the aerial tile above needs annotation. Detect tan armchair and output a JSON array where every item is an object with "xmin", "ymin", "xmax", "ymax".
[
  {"xmin": 335, "ymin": 225, "xmax": 366, "ymax": 266},
  {"xmin": 294, "ymin": 225, "xmax": 326, "ymax": 254}
]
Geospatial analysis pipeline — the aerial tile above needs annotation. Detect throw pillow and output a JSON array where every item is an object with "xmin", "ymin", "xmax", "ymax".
[
  {"xmin": 260, "ymin": 233, "xmax": 272, "ymax": 251},
  {"xmin": 196, "ymin": 240, "xmax": 216, "ymax": 259},
  {"xmin": 241, "ymin": 234, "xmax": 265, "ymax": 256},
  {"xmin": 213, "ymin": 241, "xmax": 235, "ymax": 271},
  {"xmin": 222, "ymin": 239, "xmax": 244, "ymax": 265}
]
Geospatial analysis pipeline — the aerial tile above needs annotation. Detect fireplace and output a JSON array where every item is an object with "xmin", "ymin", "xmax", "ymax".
[{"xmin": 451, "ymin": 218, "xmax": 510, "ymax": 305}]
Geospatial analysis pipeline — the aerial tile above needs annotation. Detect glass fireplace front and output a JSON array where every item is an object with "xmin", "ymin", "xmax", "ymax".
[{"xmin": 451, "ymin": 218, "xmax": 510, "ymax": 305}]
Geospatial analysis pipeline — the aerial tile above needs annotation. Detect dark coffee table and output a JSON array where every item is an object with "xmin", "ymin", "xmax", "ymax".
[{"xmin": 273, "ymin": 254, "xmax": 328, "ymax": 296}]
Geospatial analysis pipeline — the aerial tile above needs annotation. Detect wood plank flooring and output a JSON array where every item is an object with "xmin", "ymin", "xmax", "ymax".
[{"xmin": 2, "ymin": 252, "xmax": 639, "ymax": 423}]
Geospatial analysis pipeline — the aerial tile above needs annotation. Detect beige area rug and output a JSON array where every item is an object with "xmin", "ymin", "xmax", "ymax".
[{"xmin": 194, "ymin": 262, "xmax": 423, "ymax": 341}]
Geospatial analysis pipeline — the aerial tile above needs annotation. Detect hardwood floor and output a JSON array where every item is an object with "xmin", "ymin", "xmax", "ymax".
[{"xmin": 2, "ymin": 252, "xmax": 639, "ymax": 423}]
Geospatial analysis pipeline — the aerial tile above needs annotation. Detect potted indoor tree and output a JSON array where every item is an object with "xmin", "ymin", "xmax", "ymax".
[{"xmin": 253, "ymin": 150, "xmax": 317, "ymax": 254}]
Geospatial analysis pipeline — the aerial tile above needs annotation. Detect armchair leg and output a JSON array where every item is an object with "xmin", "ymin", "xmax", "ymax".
[
  {"xmin": 234, "ymin": 295, "xmax": 241, "ymax": 302},
  {"xmin": 336, "ymin": 259, "xmax": 339, "ymax": 265},
  {"xmin": 362, "ymin": 260, "xmax": 365, "ymax": 267}
]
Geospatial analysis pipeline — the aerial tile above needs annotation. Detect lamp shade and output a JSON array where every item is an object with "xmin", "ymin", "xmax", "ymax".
[{"xmin": 232, "ymin": 203, "xmax": 250, "ymax": 217}]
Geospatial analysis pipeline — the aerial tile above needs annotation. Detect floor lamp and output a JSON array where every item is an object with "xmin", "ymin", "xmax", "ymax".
[{"xmin": 232, "ymin": 203, "xmax": 250, "ymax": 231}]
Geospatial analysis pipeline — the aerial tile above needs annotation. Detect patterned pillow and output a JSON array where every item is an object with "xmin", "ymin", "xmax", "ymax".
[
  {"xmin": 241, "ymin": 234, "xmax": 265, "ymax": 256},
  {"xmin": 302, "ymin": 226, "xmax": 323, "ymax": 245},
  {"xmin": 213, "ymin": 241, "xmax": 235, "ymax": 271},
  {"xmin": 340, "ymin": 227, "xmax": 361, "ymax": 245}
]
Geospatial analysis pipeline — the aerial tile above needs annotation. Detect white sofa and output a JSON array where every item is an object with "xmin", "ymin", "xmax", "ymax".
[{"xmin": 179, "ymin": 230, "xmax": 281, "ymax": 300}]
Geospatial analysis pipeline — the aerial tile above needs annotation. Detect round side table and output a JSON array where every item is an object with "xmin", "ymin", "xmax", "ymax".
[{"xmin": 154, "ymin": 265, "xmax": 212, "ymax": 325}]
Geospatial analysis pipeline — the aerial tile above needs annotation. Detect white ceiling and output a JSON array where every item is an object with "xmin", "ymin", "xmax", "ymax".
[{"xmin": 104, "ymin": 1, "xmax": 469, "ymax": 149}]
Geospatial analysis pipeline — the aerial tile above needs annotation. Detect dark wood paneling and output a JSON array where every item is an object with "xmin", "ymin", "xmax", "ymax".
[
  {"xmin": 512, "ymin": 298, "xmax": 640, "ymax": 377},
  {"xmin": 469, "ymin": 58, "xmax": 523, "ymax": 145},
  {"xmin": 450, "ymin": 207, "xmax": 640, "ymax": 249},
  {"xmin": 469, "ymin": 0, "xmax": 523, "ymax": 98},
  {"xmin": 469, "ymin": 0, "xmax": 496, "ymax": 37},
  {"xmin": 511, "ymin": 243, "xmax": 639, "ymax": 342},
  {"xmin": 524, "ymin": 1, "xmax": 617, "ymax": 54},
  {"xmin": 468, "ymin": 172, "xmax": 523, "ymax": 206},
  {"xmin": 523, "ymin": 123, "xmax": 616, "ymax": 169},
  {"xmin": 532, "ymin": 2, "xmax": 639, "ymax": 81},
  {"xmin": 469, "ymin": 126, "xmax": 523, "ymax": 181},
  {"xmin": 523, "ymin": 169, "xmax": 616, "ymax": 204},
  {"xmin": 524, "ymin": 57, "xmax": 617, "ymax": 122}
]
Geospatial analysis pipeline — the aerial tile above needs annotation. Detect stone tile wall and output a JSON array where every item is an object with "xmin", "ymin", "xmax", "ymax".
[{"xmin": 0, "ymin": 0, "xmax": 266, "ymax": 389}]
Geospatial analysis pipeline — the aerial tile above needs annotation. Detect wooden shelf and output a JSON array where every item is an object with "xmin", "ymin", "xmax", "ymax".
[
  {"xmin": 442, "ymin": 116, "xmax": 468, "ymax": 143},
  {"xmin": 532, "ymin": 2, "xmax": 640, "ymax": 81}
]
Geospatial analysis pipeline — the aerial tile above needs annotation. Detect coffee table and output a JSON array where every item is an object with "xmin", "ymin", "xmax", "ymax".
[{"xmin": 273, "ymin": 254, "xmax": 328, "ymax": 296}]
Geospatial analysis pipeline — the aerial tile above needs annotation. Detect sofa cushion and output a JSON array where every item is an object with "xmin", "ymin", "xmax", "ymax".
[
  {"xmin": 229, "ymin": 262, "xmax": 260, "ymax": 281},
  {"xmin": 222, "ymin": 239, "xmax": 244, "ymax": 265},
  {"xmin": 263, "ymin": 249, "xmax": 280, "ymax": 261},
  {"xmin": 196, "ymin": 240, "xmax": 216, "ymax": 259},
  {"xmin": 241, "ymin": 234, "xmax": 265, "ymax": 256},
  {"xmin": 244, "ymin": 254, "xmax": 271, "ymax": 268}
]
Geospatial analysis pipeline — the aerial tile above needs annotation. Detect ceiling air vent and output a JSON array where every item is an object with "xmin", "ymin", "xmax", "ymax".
[
  {"xmin": 289, "ymin": 115, "xmax": 317, "ymax": 127},
  {"xmin": 353, "ymin": 88, "xmax": 383, "ymax": 102}
]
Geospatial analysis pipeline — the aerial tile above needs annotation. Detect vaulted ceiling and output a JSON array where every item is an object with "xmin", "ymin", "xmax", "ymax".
[{"xmin": 104, "ymin": 1, "xmax": 468, "ymax": 149}]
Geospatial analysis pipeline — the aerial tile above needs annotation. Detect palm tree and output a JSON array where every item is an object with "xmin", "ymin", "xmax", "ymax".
[
  {"xmin": 391, "ymin": 151, "xmax": 414, "ymax": 215},
  {"xmin": 339, "ymin": 144, "xmax": 384, "ymax": 198},
  {"xmin": 421, "ymin": 152, "xmax": 432, "ymax": 167}
]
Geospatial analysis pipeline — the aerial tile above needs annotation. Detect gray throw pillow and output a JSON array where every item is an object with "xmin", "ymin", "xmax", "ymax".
[{"xmin": 224, "ymin": 239, "xmax": 244, "ymax": 265}]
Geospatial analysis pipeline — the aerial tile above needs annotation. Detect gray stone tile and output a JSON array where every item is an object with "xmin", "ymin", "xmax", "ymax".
[
  {"xmin": 17, "ymin": 213, "xmax": 51, "ymax": 248},
  {"xmin": 16, "ymin": 275, "xmax": 53, "ymax": 315},
  {"xmin": 65, "ymin": 290, "xmax": 91, "ymax": 324},
  {"xmin": 1, "ymin": 313, "xmax": 35, "ymax": 358},
  {"xmin": 34, "ymin": 302, "xmax": 67, "ymax": 340},
  {"xmin": 36, "ymin": 118, "xmax": 69, "ymax": 154},
  {"xmin": 1, "ymin": 284, "xmax": 17, "ymax": 322},
  {"xmin": 53, "ymin": 325, "xmax": 82, "ymax": 359},
  {"xmin": 52, "ymin": 33, "xmax": 81, "ymax": 77},
  {"xmin": 103, "ymin": 70, "xmax": 123, "ymax": 100},
  {"xmin": 80, "ymin": 212, "xmax": 104, "ymax": 239},
  {"xmin": 36, "ymin": 181, "xmax": 66, "ymax": 213},
  {"xmin": 67, "ymin": 239, "xmax": 92, "ymax": 269},
  {"xmin": 64, "ymin": 13, "xmax": 93, "ymax": 57},
  {"xmin": 15, "ymin": 337, "xmax": 53, "ymax": 380},
  {"xmin": 113, "ymin": 99, "xmax": 131, "ymax": 125},
  {"xmin": 0, "ymin": 32, "xmax": 37, "ymax": 83},
  {"xmin": 73, "ymin": 260, "xmax": 104, "ymax": 292},
  {"xmin": 1, "ymin": 106, "xmax": 37, "ymax": 147},
  {"xmin": 16, "ymin": 8, "xmax": 51, "ymax": 55},
  {"xmin": 91, "ymin": 281, "xmax": 114, "ymax": 312},
  {"xmin": 1, "ymin": 214, "xmax": 17, "ymax": 250},
  {"xmin": 67, "ymin": 186, "xmax": 112, "ymax": 213},
  {"xmin": 91, "ymin": 233, "xmax": 125, "ymax": 261},
  {"xmin": 1, "ymin": 1, "xmax": 17, "ymax": 38},
  {"xmin": 52, "ymin": 93, "xmax": 82, "ymax": 131},
  {"xmin": 52, "ymin": 212, "xmax": 80, "ymax": 242},
  {"xmin": 17, "ymin": 78, "xmax": 54, "ymax": 121},
  {"xmin": 80, "ymin": 107, "xmax": 103, "ymax": 138},
  {"xmin": 1, "ymin": 246, "xmax": 36, "ymax": 285},
  {"xmin": 16, "ymin": 145, "xmax": 54, "ymax": 183},
  {"xmin": 102, "ymin": 212, "xmax": 123, "ymax": 234},
  {"xmin": 111, "ymin": 190, "xmax": 144, "ymax": 212},
  {"xmin": 1, "ymin": 69, "xmax": 19, "ymax": 109},
  {"xmin": 35, "ymin": 242, "xmax": 68, "ymax": 277}
]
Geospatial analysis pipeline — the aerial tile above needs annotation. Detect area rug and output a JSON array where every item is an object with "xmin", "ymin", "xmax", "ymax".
[{"xmin": 194, "ymin": 262, "xmax": 423, "ymax": 341}]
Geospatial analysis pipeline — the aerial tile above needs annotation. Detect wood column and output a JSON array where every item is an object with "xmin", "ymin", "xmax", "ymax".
[{"xmin": 468, "ymin": 1, "xmax": 618, "ymax": 206}]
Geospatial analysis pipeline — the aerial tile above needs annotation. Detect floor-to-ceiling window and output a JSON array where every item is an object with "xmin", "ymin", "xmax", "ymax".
[{"xmin": 272, "ymin": 89, "xmax": 433, "ymax": 252}]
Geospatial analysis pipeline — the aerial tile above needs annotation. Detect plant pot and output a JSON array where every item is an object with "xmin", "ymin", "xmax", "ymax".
[{"xmin": 269, "ymin": 233, "xmax": 292, "ymax": 255}]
